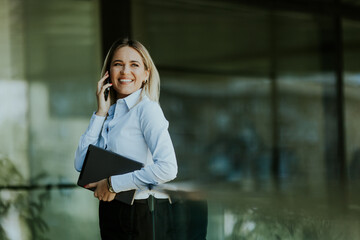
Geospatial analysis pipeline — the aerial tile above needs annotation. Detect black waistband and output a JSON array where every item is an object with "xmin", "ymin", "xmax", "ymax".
[{"xmin": 134, "ymin": 198, "xmax": 170, "ymax": 204}]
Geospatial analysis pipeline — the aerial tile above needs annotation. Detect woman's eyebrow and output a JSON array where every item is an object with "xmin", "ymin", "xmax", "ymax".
[{"xmin": 113, "ymin": 59, "xmax": 140, "ymax": 62}]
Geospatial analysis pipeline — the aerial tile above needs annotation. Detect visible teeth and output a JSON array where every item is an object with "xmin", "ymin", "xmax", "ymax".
[{"xmin": 120, "ymin": 79, "xmax": 132, "ymax": 82}]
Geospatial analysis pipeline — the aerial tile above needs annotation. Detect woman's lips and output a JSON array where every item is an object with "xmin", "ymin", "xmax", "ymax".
[{"xmin": 118, "ymin": 79, "xmax": 133, "ymax": 84}]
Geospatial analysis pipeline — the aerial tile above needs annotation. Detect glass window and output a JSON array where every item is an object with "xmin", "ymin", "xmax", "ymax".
[{"xmin": 344, "ymin": 19, "xmax": 360, "ymax": 180}]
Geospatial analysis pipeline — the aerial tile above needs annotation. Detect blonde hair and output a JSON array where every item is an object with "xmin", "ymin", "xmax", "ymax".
[{"xmin": 101, "ymin": 38, "xmax": 160, "ymax": 104}]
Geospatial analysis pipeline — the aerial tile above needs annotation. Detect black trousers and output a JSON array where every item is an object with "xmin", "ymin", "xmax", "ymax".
[
  {"xmin": 99, "ymin": 199, "xmax": 208, "ymax": 240},
  {"xmin": 99, "ymin": 198, "xmax": 174, "ymax": 240}
]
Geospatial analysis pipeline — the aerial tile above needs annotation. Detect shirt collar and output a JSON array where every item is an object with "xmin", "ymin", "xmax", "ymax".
[
  {"xmin": 108, "ymin": 89, "xmax": 143, "ymax": 117},
  {"xmin": 118, "ymin": 88, "xmax": 142, "ymax": 110}
]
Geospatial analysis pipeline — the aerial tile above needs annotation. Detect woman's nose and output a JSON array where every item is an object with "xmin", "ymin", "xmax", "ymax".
[{"xmin": 120, "ymin": 65, "xmax": 130, "ymax": 74}]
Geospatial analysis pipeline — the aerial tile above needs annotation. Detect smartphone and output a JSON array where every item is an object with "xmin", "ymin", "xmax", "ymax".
[{"xmin": 104, "ymin": 74, "xmax": 111, "ymax": 101}]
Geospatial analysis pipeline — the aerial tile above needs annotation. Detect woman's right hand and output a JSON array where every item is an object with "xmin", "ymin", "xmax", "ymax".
[{"xmin": 96, "ymin": 71, "xmax": 112, "ymax": 117}]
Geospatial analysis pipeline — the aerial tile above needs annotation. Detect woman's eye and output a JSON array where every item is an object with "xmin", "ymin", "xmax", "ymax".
[{"xmin": 131, "ymin": 64, "xmax": 139, "ymax": 67}]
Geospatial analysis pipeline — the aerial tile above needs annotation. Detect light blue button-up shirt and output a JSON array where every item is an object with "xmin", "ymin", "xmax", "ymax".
[{"xmin": 74, "ymin": 89, "xmax": 177, "ymax": 199}]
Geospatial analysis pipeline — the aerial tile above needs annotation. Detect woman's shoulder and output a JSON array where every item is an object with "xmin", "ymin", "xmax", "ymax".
[
  {"xmin": 136, "ymin": 95, "xmax": 166, "ymax": 123},
  {"xmin": 137, "ymin": 96, "xmax": 163, "ymax": 114}
]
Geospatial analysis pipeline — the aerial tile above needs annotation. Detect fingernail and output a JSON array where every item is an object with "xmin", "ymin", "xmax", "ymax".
[{"xmin": 84, "ymin": 184, "xmax": 88, "ymax": 188}]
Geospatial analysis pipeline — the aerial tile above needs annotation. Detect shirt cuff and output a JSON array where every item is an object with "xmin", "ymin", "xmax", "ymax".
[
  {"xmin": 86, "ymin": 112, "xmax": 106, "ymax": 138},
  {"xmin": 111, "ymin": 173, "xmax": 139, "ymax": 193}
]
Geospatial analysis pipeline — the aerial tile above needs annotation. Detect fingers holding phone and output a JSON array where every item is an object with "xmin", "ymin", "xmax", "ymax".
[
  {"xmin": 97, "ymin": 71, "xmax": 111, "ymax": 93},
  {"xmin": 104, "ymin": 77, "xmax": 111, "ymax": 101},
  {"xmin": 96, "ymin": 71, "xmax": 112, "ymax": 117}
]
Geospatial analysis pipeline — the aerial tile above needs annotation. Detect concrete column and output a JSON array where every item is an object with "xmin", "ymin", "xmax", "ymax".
[{"xmin": 0, "ymin": 0, "xmax": 31, "ymax": 239}]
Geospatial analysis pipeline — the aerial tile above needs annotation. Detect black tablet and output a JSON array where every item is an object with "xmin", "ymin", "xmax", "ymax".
[{"xmin": 77, "ymin": 144, "xmax": 144, "ymax": 205}]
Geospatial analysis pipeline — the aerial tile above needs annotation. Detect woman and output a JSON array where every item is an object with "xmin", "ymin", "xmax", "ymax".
[{"xmin": 74, "ymin": 38, "xmax": 178, "ymax": 239}]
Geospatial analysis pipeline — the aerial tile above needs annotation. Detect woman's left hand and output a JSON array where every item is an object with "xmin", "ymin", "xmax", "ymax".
[{"xmin": 85, "ymin": 179, "xmax": 116, "ymax": 202}]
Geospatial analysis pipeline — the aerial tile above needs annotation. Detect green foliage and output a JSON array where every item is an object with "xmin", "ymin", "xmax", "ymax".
[
  {"xmin": 0, "ymin": 200, "xmax": 10, "ymax": 240},
  {"xmin": 0, "ymin": 156, "xmax": 51, "ymax": 240},
  {"xmin": 0, "ymin": 155, "xmax": 24, "ymax": 185},
  {"xmin": 23, "ymin": 191, "xmax": 51, "ymax": 240},
  {"xmin": 223, "ymin": 206, "xmax": 348, "ymax": 240}
]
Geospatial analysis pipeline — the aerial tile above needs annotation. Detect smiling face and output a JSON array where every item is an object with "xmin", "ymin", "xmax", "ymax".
[{"xmin": 110, "ymin": 46, "xmax": 149, "ymax": 99}]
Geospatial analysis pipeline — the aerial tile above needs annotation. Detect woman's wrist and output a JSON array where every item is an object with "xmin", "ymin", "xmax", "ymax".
[
  {"xmin": 95, "ymin": 109, "xmax": 107, "ymax": 117},
  {"xmin": 107, "ymin": 177, "xmax": 115, "ymax": 193}
]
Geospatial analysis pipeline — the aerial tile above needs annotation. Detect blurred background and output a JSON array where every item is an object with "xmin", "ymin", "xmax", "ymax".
[{"xmin": 1, "ymin": 0, "xmax": 360, "ymax": 239}]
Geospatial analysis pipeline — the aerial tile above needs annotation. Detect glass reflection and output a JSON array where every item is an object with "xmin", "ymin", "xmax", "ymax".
[{"xmin": 1, "ymin": 0, "xmax": 360, "ymax": 239}]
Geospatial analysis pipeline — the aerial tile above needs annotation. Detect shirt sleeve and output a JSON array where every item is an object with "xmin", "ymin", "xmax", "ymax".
[
  {"xmin": 111, "ymin": 101, "xmax": 178, "ymax": 192},
  {"xmin": 74, "ymin": 112, "xmax": 106, "ymax": 172}
]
